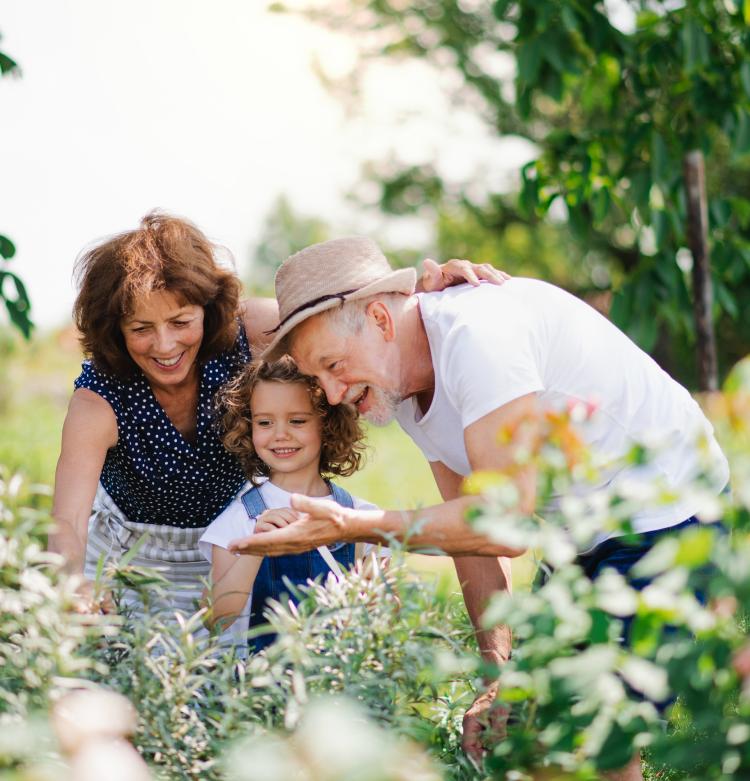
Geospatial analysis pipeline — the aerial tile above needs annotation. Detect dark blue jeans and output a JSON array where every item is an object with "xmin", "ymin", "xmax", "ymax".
[{"xmin": 249, "ymin": 543, "xmax": 355, "ymax": 652}]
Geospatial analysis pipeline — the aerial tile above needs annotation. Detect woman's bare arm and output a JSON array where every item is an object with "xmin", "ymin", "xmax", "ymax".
[{"xmin": 50, "ymin": 389, "xmax": 118, "ymax": 574}]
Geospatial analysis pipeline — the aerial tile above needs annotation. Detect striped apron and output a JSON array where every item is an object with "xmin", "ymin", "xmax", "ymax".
[{"xmin": 84, "ymin": 484, "xmax": 210, "ymax": 625}]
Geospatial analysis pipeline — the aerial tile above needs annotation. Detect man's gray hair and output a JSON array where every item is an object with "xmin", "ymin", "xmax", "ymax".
[{"xmin": 316, "ymin": 292, "xmax": 409, "ymax": 337}]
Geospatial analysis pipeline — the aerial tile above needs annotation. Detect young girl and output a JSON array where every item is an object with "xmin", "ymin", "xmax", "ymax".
[{"xmin": 199, "ymin": 356, "xmax": 382, "ymax": 652}]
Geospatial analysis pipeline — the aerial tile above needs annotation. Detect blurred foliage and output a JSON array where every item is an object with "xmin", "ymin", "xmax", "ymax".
[
  {"xmin": 285, "ymin": 0, "xmax": 750, "ymax": 387},
  {"xmin": 248, "ymin": 195, "xmax": 332, "ymax": 294},
  {"xmin": 0, "ymin": 31, "xmax": 32, "ymax": 339}
]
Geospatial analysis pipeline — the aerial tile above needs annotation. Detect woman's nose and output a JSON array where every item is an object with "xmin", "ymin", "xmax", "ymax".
[{"xmin": 153, "ymin": 326, "xmax": 177, "ymax": 353}]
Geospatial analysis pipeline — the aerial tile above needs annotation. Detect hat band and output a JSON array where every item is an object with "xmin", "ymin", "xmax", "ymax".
[{"xmin": 264, "ymin": 288, "xmax": 358, "ymax": 336}]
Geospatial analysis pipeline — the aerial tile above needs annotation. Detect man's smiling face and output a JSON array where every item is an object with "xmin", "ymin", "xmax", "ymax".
[{"xmin": 290, "ymin": 309, "xmax": 404, "ymax": 426}]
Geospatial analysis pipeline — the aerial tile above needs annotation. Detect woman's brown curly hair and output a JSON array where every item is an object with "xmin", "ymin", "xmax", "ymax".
[
  {"xmin": 218, "ymin": 356, "xmax": 367, "ymax": 484},
  {"xmin": 73, "ymin": 211, "xmax": 241, "ymax": 378}
]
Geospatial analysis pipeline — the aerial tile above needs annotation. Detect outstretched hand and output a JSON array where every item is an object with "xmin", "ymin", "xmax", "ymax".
[
  {"xmin": 418, "ymin": 257, "xmax": 510, "ymax": 293},
  {"xmin": 228, "ymin": 494, "xmax": 353, "ymax": 556}
]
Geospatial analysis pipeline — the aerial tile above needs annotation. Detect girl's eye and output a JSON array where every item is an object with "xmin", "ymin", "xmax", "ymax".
[
  {"xmin": 290, "ymin": 418, "xmax": 307, "ymax": 426},
  {"xmin": 254, "ymin": 420, "xmax": 272, "ymax": 427}
]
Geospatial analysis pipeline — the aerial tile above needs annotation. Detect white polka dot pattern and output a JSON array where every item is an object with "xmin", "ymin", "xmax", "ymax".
[{"xmin": 73, "ymin": 323, "xmax": 250, "ymax": 528}]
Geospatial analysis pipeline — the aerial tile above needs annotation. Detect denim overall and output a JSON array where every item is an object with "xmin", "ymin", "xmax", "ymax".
[{"xmin": 241, "ymin": 482, "xmax": 356, "ymax": 652}]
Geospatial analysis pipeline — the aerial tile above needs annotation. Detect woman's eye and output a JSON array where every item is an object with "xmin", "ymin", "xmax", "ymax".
[{"xmin": 173, "ymin": 320, "xmax": 190, "ymax": 328}]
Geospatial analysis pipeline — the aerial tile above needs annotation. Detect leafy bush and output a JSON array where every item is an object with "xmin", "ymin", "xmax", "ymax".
[
  {"xmin": 4, "ymin": 371, "xmax": 750, "ymax": 780},
  {"xmin": 467, "ymin": 391, "xmax": 750, "ymax": 780}
]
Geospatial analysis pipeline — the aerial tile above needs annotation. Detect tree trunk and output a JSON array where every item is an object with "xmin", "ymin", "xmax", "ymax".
[{"xmin": 683, "ymin": 149, "xmax": 718, "ymax": 391}]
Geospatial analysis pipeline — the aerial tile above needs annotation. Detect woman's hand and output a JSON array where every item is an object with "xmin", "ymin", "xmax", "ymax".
[
  {"xmin": 255, "ymin": 507, "xmax": 301, "ymax": 533},
  {"xmin": 72, "ymin": 576, "xmax": 115, "ymax": 615},
  {"xmin": 417, "ymin": 258, "xmax": 510, "ymax": 293}
]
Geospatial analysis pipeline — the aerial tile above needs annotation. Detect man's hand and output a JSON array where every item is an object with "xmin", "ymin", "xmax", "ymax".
[
  {"xmin": 462, "ymin": 682, "xmax": 509, "ymax": 764},
  {"xmin": 418, "ymin": 258, "xmax": 510, "ymax": 292},
  {"xmin": 229, "ymin": 495, "xmax": 351, "ymax": 556}
]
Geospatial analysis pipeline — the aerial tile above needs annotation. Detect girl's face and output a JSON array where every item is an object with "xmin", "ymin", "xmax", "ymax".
[{"xmin": 250, "ymin": 380, "xmax": 323, "ymax": 479}]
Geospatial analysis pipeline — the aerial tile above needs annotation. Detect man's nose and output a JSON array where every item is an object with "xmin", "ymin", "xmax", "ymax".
[{"xmin": 320, "ymin": 376, "xmax": 347, "ymax": 405}]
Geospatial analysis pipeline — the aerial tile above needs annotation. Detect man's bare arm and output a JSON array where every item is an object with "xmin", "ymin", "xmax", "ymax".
[{"xmin": 228, "ymin": 492, "xmax": 525, "ymax": 557}]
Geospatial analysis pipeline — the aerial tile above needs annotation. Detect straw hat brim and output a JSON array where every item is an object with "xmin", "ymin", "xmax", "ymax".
[{"xmin": 262, "ymin": 266, "xmax": 417, "ymax": 361}]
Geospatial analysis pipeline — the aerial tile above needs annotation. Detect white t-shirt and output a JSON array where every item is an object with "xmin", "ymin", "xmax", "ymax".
[{"xmin": 395, "ymin": 279, "xmax": 729, "ymax": 536}]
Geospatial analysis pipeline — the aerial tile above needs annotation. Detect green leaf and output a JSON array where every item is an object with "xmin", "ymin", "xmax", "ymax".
[
  {"xmin": 0, "ymin": 234, "xmax": 15, "ymax": 260},
  {"xmin": 715, "ymin": 279, "xmax": 739, "ymax": 319},
  {"xmin": 745, "ymin": 0, "xmax": 750, "ymax": 25},
  {"xmin": 0, "ymin": 51, "xmax": 18, "ymax": 75},
  {"xmin": 592, "ymin": 187, "xmax": 610, "ymax": 223},
  {"xmin": 652, "ymin": 209, "xmax": 668, "ymax": 249},
  {"xmin": 492, "ymin": 0, "xmax": 512, "ymax": 20},
  {"xmin": 674, "ymin": 527, "xmax": 715, "ymax": 568},
  {"xmin": 650, "ymin": 132, "xmax": 669, "ymax": 185},
  {"xmin": 741, "ymin": 63, "xmax": 750, "ymax": 100},
  {"xmin": 561, "ymin": 6, "xmax": 578, "ymax": 32},
  {"xmin": 733, "ymin": 110, "xmax": 750, "ymax": 157},
  {"xmin": 0, "ymin": 269, "xmax": 33, "ymax": 339},
  {"xmin": 517, "ymin": 38, "xmax": 542, "ymax": 87},
  {"xmin": 681, "ymin": 18, "xmax": 709, "ymax": 73},
  {"xmin": 118, "ymin": 532, "xmax": 150, "ymax": 567},
  {"xmin": 541, "ymin": 65, "xmax": 563, "ymax": 101}
]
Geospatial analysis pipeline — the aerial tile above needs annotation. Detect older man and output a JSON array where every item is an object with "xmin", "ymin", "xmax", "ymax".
[{"xmin": 232, "ymin": 237, "xmax": 729, "ymax": 778}]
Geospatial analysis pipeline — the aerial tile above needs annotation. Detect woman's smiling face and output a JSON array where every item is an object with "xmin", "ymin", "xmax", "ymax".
[{"xmin": 120, "ymin": 290, "xmax": 204, "ymax": 389}]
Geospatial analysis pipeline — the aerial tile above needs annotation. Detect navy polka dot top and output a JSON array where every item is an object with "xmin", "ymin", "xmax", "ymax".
[{"xmin": 73, "ymin": 323, "xmax": 251, "ymax": 528}]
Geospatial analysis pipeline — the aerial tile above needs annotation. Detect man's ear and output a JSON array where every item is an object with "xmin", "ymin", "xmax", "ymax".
[{"xmin": 365, "ymin": 300, "xmax": 396, "ymax": 341}]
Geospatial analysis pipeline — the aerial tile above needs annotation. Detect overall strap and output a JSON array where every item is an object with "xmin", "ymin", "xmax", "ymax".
[
  {"xmin": 240, "ymin": 485, "xmax": 268, "ymax": 519},
  {"xmin": 328, "ymin": 481, "xmax": 355, "ymax": 509}
]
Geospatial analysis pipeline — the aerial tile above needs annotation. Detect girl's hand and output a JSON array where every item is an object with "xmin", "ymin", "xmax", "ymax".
[
  {"xmin": 255, "ymin": 507, "xmax": 301, "ymax": 533},
  {"xmin": 417, "ymin": 258, "xmax": 510, "ymax": 292}
]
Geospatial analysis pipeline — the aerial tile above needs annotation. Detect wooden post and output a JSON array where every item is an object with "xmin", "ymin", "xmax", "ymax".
[{"xmin": 683, "ymin": 149, "xmax": 718, "ymax": 391}]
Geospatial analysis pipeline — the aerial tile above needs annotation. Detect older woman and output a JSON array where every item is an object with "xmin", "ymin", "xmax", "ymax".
[{"xmin": 49, "ymin": 211, "xmax": 505, "ymax": 620}]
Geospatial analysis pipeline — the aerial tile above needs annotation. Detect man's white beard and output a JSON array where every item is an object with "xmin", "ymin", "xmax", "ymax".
[
  {"xmin": 345, "ymin": 383, "xmax": 402, "ymax": 427},
  {"xmin": 363, "ymin": 385, "xmax": 402, "ymax": 426}
]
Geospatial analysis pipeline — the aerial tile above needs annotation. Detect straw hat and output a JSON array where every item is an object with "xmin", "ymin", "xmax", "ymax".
[{"xmin": 262, "ymin": 236, "xmax": 417, "ymax": 360}]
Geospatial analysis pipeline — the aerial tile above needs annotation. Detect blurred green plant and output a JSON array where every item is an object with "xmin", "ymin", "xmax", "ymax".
[
  {"xmin": 5, "ymin": 368, "xmax": 750, "ymax": 779},
  {"xmin": 283, "ymin": 0, "xmax": 750, "ymax": 388},
  {"xmin": 465, "ymin": 399, "xmax": 750, "ymax": 779},
  {"xmin": 0, "ymin": 32, "xmax": 32, "ymax": 340}
]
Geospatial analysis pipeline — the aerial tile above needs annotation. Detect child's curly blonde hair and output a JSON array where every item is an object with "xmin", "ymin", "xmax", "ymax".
[{"xmin": 218, "ymin": 356, "xmax": 367, "ymax": 484}]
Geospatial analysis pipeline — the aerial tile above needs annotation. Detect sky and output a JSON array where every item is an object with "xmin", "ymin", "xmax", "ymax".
[{"xmin": 0, "ymin": 1, "xmax": 536, "ymax": 329}]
